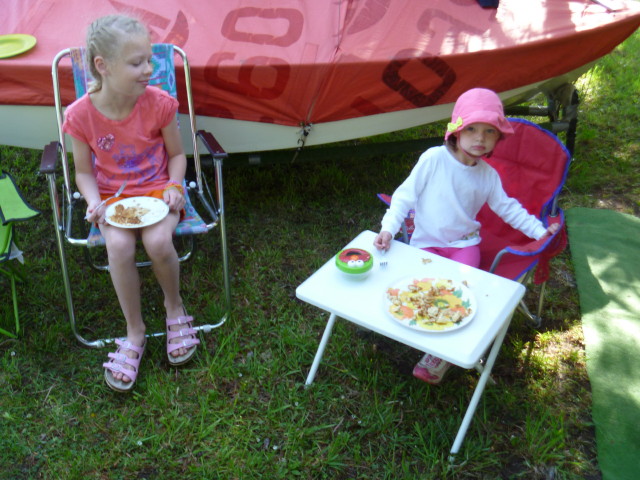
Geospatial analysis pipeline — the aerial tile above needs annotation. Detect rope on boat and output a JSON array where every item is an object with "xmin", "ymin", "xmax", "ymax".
[{"xmin": 292, "ymin": 122, "xmax": 313, "ymax": 163}]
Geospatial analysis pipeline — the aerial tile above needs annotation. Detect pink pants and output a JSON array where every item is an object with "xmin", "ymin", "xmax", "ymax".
[{"xmin": 421, "ymin": 245, "xmax": 481, "ymax": 268}]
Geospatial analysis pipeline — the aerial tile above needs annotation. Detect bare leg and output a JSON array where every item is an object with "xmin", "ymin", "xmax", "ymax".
[
  {"xmin": 101, "ymin": 224, "xmax": 146, "ymax": 383},
  {"xmin": 141, "ymin": 212, "xmax": 192, "ymax": 358}
]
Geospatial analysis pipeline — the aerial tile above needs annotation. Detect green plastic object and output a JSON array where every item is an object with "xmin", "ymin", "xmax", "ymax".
[
  {"xmin": 0, "ymin": 170, "xmax": 40, "ymax": 224},
  {"xmin": 0, "ymin": 169, "xmax": 40, "ymax": 338},
  {"xmin": 335, "ymin": 248, "xmax": 373, "ymax": 276}
]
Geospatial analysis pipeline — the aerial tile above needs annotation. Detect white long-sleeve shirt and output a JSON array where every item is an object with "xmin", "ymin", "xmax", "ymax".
[{"xmin": 380, "ymin": 145, "xmax": 547, "ymax": 249}]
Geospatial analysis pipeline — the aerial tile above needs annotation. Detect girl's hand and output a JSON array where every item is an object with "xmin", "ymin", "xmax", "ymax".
[
  {"xmin": 546, "ymin": 223, "xmax": 560, "ymax": 236},
  {"xmin": 85, "ymin": 201, "xmax": 107, "ymax": 224},
  {"xmin": 163, "ymin": 186, "xmax": 186, "ymax": 211},
  {"xmin": 374, "ymin": 231, "xmax": 393, "ymax": 251}
]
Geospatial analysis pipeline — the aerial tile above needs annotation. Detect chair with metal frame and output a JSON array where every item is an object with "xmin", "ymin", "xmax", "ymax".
[
  {"xmin": 39, "ymin": 44, "xmax": 230, "ymax": 348},
  {"xmin": 0, "ymin": 169, "xmax": 40, "ymax": 338}
]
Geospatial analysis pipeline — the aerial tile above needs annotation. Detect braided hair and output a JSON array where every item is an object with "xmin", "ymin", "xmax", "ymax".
[{"xmin": 85, "ymin": 15, "xmax": 149, "ymax": 93}]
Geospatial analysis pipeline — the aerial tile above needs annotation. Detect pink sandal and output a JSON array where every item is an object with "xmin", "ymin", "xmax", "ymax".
[
  {"xmin": 166, "ymin": 314, "xmax": 200, "ymax": 366},
  {"xmin": 103, "ymin": 338, "xmax": 146, "ymax": 392}
]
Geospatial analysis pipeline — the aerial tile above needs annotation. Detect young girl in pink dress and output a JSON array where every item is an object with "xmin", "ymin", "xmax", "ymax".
[
  {"xmin": 63, "ymin": 15, "xmax": 199, "ymax": 392},
  {"xmin": 374, "ymin": 88, "xmax": 559, "ymax": 384}
]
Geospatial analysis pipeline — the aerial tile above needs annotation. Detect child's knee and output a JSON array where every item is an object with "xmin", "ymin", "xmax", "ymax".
[
  {"xmin": 143, "ymin": 235, "xmax": 175, "ymax": 260},
  {"xmin": 105, "ymin": 232, "xmax": 136, "ymax": 259}
]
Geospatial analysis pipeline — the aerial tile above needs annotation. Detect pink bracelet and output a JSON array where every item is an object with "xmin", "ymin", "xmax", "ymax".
[{"xmin": 163, "ymin": 181, "xmax": 184, "ymax": 195}]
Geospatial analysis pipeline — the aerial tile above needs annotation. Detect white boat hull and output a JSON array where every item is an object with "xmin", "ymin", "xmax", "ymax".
[{"xmin": 0, "ymin": 64, "xmax": 589, "ymax": 154}]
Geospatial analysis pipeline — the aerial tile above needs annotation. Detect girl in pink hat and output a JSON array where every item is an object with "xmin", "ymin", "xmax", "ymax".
[{"xmin": 373, "ymin": 88, "xmax": 559, "ymax": 385}]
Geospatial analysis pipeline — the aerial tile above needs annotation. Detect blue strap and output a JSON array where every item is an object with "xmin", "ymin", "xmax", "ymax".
[{"xmin": 69, "ymin": 44, "xmax": 177, "ymax": 99}]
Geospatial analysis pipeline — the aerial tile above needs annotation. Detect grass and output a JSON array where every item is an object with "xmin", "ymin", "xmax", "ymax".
[{"xmin": 1, "ymin": 26, "xmax": 639, "ymax": 479}]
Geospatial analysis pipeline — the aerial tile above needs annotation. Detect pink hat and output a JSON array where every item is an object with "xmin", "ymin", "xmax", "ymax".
[{"xmin": 444, "ymin": 88, "xmax": 514, "ymax": 140}]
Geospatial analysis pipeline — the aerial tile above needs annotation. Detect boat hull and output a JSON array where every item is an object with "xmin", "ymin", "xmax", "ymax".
[
  {"xmin": 1, "ymin": 0, "xmax": 638, "ymax": 152},
  {"xmin": 0, "ymin": 62, "xmax": 591, "ymax": 153}
]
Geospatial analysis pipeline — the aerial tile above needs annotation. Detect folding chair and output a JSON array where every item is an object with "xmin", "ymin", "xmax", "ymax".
[
  {"xmin": 378, "ymin": 118, "xmax": 570, "ymax": 327},
  {"xmin": 0, "ymin": 169, "xmax": 40, "ymax": 338},
  {"xmin": 39, "ymin": 44, "xmax": 231, "ymax": 348}
]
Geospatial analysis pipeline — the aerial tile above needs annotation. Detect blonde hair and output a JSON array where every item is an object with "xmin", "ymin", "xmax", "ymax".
[{"xmin": 86, "ymin": 14, "xmax": 150, "ymax": 93}]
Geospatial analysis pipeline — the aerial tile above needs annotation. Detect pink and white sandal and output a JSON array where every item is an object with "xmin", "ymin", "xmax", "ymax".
[
  {"xmin": 166, "ymin": 314, "xmax": 200, "ymax": 366},
  {"xmin": 103, "ymin": 338, "xmax": 146, "ymax": 392}
]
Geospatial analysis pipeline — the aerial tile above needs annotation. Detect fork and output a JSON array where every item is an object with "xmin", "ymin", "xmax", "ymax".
[
  {"xmin": 85, "ymin": 180, "xmax": 127, "ymax": 219},
  {"xmin": 380, "ymin": 249, "xmax": 388, "ymax": 269}
]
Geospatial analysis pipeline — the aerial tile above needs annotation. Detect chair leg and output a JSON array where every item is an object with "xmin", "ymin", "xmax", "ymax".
[
  {"xmin": 517, "ymin": 299, "xmax": 542, "ymax": 329},
  {"xmin": 516, "ymin": 279, "xmax": 548, "ymax": 328},
  {"xmin": 192, "ymin": 155, "xmax": 231, "ymax": 331},
  {"xmin": 214, "ymin": 156, "xmax": 232, "ymax": 317},
  {"xmin": 510, "ymin": 271, "xmax": 544, "ymax": 328},
  {"xmin": 45, "ymin": 172, "xmax": 107, "ymax": 348},
  {"xmin": 0, "ymin": 266, "xmax": 19, "ymax": 338},
  {"xmin": 536, "ymin": 281, "xmax": 548, "ymax": 321},
  {"xmin": 58, "ymin": 222, "xmax": 105, "ymax": 347},
  {"xmin": 10, "ymin": 271, "xmax": 19, "ymax": 336},
  {"xmin": 44, "ymin": 160, "xmax": 231, "ymax": 347}
]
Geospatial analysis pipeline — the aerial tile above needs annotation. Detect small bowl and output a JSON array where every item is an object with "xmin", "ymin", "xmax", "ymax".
[{"xmin": 335, "ymin": 248, "xmax": 374, "ymax": 279}]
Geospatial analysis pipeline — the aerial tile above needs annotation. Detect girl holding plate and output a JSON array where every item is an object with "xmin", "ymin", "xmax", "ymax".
[{"xmin": 63, "ymin": 14, "xmax": 199, "ymax": 392}]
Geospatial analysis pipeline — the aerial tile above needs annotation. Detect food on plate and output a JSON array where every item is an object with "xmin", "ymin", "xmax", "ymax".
[
  {"xmin": 109, "ymin": 203, "xmax": 150, "ymax": 225},
  {"xmin": 386, "ymin": 277, "xmax": 472, "ymax": 330}
]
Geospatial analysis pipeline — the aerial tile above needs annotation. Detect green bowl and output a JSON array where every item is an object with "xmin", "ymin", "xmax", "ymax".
[{"xmin": 335, "ymin": 248, "xmax": 374, "ymax": 277}]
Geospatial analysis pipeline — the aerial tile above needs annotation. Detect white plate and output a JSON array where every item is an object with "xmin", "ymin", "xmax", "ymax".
[
  {"xmin": 105, "ymin": 196, "xmax": 169, "ymax": 229},
  {"xmin": 384, "ymin": 276, "xmax": 476, "ymax": 333}
]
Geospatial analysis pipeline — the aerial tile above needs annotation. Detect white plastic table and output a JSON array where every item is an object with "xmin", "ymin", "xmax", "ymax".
[{"xmin": 296, "ymin": 230, "xmax": 525, "ymax": 458}]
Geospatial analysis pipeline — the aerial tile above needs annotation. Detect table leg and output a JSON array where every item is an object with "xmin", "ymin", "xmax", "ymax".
[
  {"xmin": 473, "ymin": 363, "xmax": 497, "ymax": 386},
  {"xmin": 448, "ymin": 313, "xmax": 514, "ymax": 461},
  {"xmin": 305, "ymin": 312, "xmax": 337, "ymax": 387}
]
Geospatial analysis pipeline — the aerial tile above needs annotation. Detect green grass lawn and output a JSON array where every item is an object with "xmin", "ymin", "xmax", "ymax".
[{"xmin": 1, "ymin": 27, "xmax": 639, "ymax": 480}]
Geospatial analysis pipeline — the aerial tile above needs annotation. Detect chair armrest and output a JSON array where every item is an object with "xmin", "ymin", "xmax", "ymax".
[
  {"xmin": 505, "ymin": 215, "xmax": 563, "ymax": 254},
  {"xmin": 377, "ymin": 193, "xmax": 392, "ymax": 206},
  {"xmin": 488, "ymin": 214, "xmax": 565, "ymax": 274},
  {"xmin": 197, "ymin": 130, "xmax": 227, "ymax": 159},
  {"xmin": 376, "ymin": 193, "xmax": 416, "ymax": 243},
  {"xmin": 503, "ymin": 236, "xmax": 551, "ymax": 257},
  {"xmin": 40, "ymin": 141, "xmax": 60, "ymax": 175}
]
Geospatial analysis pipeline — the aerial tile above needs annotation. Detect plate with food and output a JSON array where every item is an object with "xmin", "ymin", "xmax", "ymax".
[
  {"xmin": 385, "ymin": 277, "xmax": 476, "ymax": 333},
  {"xmin": 105, "ymin": 197, "xmax": 169, "ymax": 229}
]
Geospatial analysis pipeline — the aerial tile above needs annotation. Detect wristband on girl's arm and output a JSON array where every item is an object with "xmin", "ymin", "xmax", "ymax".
[{"xmin": 163, "ymin": 181, "xmax": 184, "ymax": 195}]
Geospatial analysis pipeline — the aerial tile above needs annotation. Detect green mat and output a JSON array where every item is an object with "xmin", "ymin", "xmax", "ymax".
[{"xmin": 566, "ymin": 207, "xmax": 640, "ymax": 480}]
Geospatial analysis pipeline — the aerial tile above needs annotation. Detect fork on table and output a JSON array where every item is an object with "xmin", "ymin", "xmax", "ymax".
[{"xmin": 379, "ymin": 249, "xmax": 388, "ymax": 269}]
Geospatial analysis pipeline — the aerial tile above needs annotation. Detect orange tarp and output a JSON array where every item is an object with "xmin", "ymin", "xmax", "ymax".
[{"xmin": 2, "ymin": 0, "xmax": 640, "ymax": 127}]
